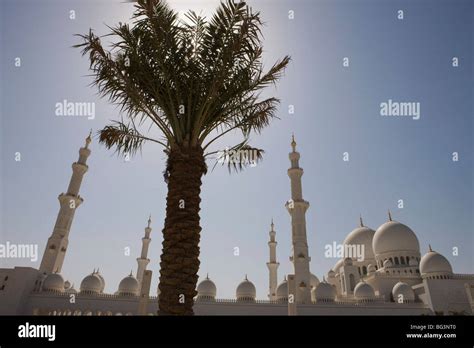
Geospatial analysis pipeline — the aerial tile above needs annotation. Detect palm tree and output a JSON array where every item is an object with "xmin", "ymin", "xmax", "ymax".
[{"xmin": 75, "ymin": 0, "xmax": 290, "ymax": 315}]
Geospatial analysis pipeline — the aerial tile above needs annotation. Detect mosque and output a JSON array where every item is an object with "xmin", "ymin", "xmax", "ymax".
[{"xmin": 0, "ymin": 133, "xmax": 473, "ymax": 315}]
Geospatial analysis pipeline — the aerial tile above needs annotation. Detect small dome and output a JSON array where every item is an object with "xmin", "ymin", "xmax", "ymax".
[
  {"xmin": 42, "ymin": 273, "xmax": 65, "ymax": 292},
  {"xmin": 94, "ymin": 271, "xmax": 105, "ymax": 292},
  {"xmin": 236, "ymin": 276, "xmax": 256, "ymax": 301},
  {"xmin": 276, "ymin": 279, "xmax": 288, "ymax": 301},
  {"xmin": 197, "ymin": 275, "xmax": 217, "ymax": 299},
  {"xmin": 65, "ymin": 285, "xmax": 77, "ymax": 294},
  {"xmin": 313, "ymin": 281, "xmax": 336, "ymax": 302},
  {"xmin": 333, "ymin": 259, "xmax": 344, "ymax": 273},
  {"xmin": 118, "ymin": 273, "xmax": 139, "ymax": 296},
  {"xmin": 343, "ymin": 257, "xmax": 353, "ymax": 266},
  {"xmin": 367, "ymin": 264, "xmax": 376, "ymax": 273},
  {"xmin": 327, "ymin": 269, "xmax": 336, "ymax": 278},
  {"xmin": 383, "ymin": 259, "xmax": 393, "ymax": 268},
  {"xmin": 419, "ymin": 248, "xmax": 453, "ymax": 278},
  {"xmin": 392, "ymin": 282, "xmax": 415, "ymax": 303},
  {"xmin": 80, "ymin": 273, "xmax": 102, "ymax": 294},
  {"xmin": 344, "ymin": 225, "xmax": 376, "ymax": 261},
  {"xmin": 310, "ymin": 274, "xmax": 320, "ymax": 289},
  {"xmin": 64, "ymin": 280, "xmax": 71, "ymax": 290},
  {"xmin": 354, "ymin": 281, "xmax": 375, "ymax": 300},
  {"xmin": 373, "ymin": 220, "xmax": 420, "ymax": 257}
]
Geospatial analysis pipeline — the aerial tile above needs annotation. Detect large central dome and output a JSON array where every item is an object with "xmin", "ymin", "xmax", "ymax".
[
  {"xmin": 344, "ymin": 226, "xmax": 376, "ymax": 261},
  {"xmin": 373, "ymin": 220, "xmax": 420, "ymax": 256}
]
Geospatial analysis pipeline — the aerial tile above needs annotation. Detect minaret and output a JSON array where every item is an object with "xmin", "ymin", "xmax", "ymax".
[
  {"xmin": 266, "ymin": 219, "xmax": 279, "ymax": 301},
  {"xmin": 136, "ymin": 215, "xmax": 152, "ymax": 288},
  {"xmin": 39, "ymin": 132, "xmax": 92, "ymax": 273},
  {"xmin": 285, "ymin": 135, "xmax": 311, "ymax": 304}
]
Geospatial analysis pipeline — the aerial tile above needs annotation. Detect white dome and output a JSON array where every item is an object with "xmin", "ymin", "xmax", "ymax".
[
  {"xmin": 197, "ymin": 276, "xmax": 217, "ymax": 299},
  {"xmin": 94, "ymin": 271, "xmax": 105, "ymax": 292},
  {"xmin": 344, "ymin": 225, "xmax": 376, "ymax": 261},
  {"xmin": 236, "ymin": 276, "xmax": 256, "ymax": 301},
  {"xmin": 354, "ymin": 281, "xmax": 375, "ymax": 300},
  {"xmin": 310, "ymin": 274, "xmax": 320, "ymax": 289},
  {"xmin": 313, "ymin": 281, "xmax": 336, "ymax": 302},
  {"xmin": 276, "ymin": 279, "xmax": 288, "ymax": 300},
  {"xmin": 419, "ymin": 249, "xmax": 453, "ymax": 277},
  {"xmin": 373, "ymin": 220, "xmax": 420, "ymax": 256},
  {"xmin": 383, "ymin": 259, "xmax": 393, "ymax": 268},
  {"xmin": 80, "ymin": 273, "xmax": 102, "ymax": 294},
  {"xmin": 64, "ymin": 280, "xmax": 71, "ymax": 290},
  {"xmin": 42, "ymin": 273, "xmax": 65, "ymax": 292},
  {"xmin": 118, "ymin": 274, "xmax": 139, "ymax": 296},
  {"xmin": 333, "ymin": 259, "xmax": 344, "ymax": 273},
  {"xmin": 65, "ymin": 285, "xmax": 77, "ymax": 294},
  {"xmin": 392, "ymin": 282, "xmax": 415, "ymax": 302}
]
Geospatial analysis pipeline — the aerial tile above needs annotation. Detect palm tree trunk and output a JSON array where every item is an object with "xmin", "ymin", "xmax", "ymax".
[{"xmin": 158, "ymin": 146, "xmax": 207, "ymax": 315}]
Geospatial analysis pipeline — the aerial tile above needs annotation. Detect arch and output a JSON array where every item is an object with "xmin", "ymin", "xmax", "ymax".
[
  {"xmin": 394, "ymin": 257, "xmax": 399, "ymax": 265},
  {"xmin": 84, "ymin": 310, "xmax": 93, "ymax": 316},
  {"xmin": 400, "ymin": 256, "xmax": 405, "ymax": 265},
  {"xmin": 73, "ymin": 310, "xmax": 82, "ymax": 316},
  {"xmin": 115, "ymin": 312, "xmax": 123, "ymax": 316},
  {"xmin": 349, "ymin": 274, "xmax": 355, "ymax": 291},
  {"xmin": 341, "ymin": 276, "xmax": 345, "ymax": 292},
  {"xmin": 389, "ymin": 257, "xmax": 393, "ymax": 264},
  {"xmin": 362, "ymin": 266, "xmax": 367, "ymax": 275}
]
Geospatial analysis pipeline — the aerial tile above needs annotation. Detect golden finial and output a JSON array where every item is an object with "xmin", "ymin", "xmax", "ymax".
[
  {"xmin": 206, "ymin": 273, "xmax": 209, "ymax": 280},
  {"xmin": 271, "ymin": 218, "xmax": 274, "ymax": 231},
  {"xmin": 291, "ymin": 133, "xmax": 296, "ymax": 152},
  {"xmin": 429, "ymin": 244, "xmax": 433, "ymax": 252},
  {"xmin": 388, "ymin": 210, "xmax": 392, "ymax": 221},
  {"xmin": 147, "ymin": 214, "xmax": 152, "ymax": 228},
  {"xmin": 359, "ymin": 214, "xmax": 364, "ymax": 227},
  {"xmin": 85, "ymin": 129, "xmax": 92, "ymax": 148}
]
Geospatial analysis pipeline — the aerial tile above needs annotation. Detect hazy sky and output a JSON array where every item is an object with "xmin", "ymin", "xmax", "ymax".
[{"xmin": 1, "ymin": 0, "xmax": 472, "ymax": 299}]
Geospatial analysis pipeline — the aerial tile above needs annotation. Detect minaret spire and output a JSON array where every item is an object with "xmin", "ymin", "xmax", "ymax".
[
  {"xmin": 388, "ymin": 210, "xmax": 393, "ymax": 221},
  {"xmin": 39, "ymin": 133, "xmax": 92, "ymax": 273},
  {"xmin": 136, "ymin": 215, "xmax": 152, "ymax": 289},
  {"xmin": 359, "ymin": 214, "xmax": 364, "ymax": 227},
  {"xmin": 286, "ymin": 135, "xmax": 311, "ymax": 304},
  {"xmin": 266, "ymin": 219, "xmax": 279, "ymax": 301}
]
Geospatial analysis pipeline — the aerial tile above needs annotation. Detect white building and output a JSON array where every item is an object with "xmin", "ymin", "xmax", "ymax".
[{"xmin": 1, "ymin": 134, "xmax": 473, "ymax": 316}]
